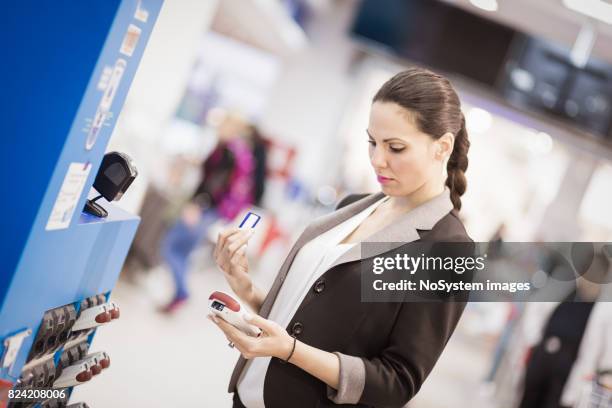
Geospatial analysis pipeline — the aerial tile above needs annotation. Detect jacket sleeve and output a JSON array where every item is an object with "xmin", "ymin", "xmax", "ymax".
[
  {"xmin": 327, "ymin": 300, "xmax": 467, "ymax": 406},
  {"xmin": 327, "ymin": 235, "xmax": 473, "ymax": 406}
]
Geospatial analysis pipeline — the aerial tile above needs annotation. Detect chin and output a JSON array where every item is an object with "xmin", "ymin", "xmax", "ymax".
[
  {"xmin": 380, "ymin": 184, "xmax": 399, "ymax": 195},
  {"xmin": 381, "ymin": 183, "xmax": 417, "ymax": 197}
]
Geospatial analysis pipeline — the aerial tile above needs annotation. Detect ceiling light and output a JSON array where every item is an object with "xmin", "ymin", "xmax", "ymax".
[{"xmin": 570, "ymin": 23, "xmax": 596, "ymax": 68}]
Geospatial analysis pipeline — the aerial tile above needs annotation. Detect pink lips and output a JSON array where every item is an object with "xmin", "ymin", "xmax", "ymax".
[{"xmin": 377, "ymin": 175, "xmax": 393, "ymax": 183}]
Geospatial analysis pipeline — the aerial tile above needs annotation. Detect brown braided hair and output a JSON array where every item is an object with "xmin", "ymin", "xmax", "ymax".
[{"xmin": 373, "ymin": 67, "xmax": 470, "ymax": 211}]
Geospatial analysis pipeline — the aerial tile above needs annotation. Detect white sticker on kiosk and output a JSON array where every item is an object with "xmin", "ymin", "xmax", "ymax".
[
  {"xmin": 119, "ymin": 24, "xmax": 141, "ymax": 57},
  {"xmin": 1, "ymin": 328, "xmax": 31, "ymax": 369},
  {"xmin": 46, "ymin": 162, "xmax": 92, "ymax": 231},
  {"xmin": 85, "ymin": 59, "xmax": 126, "ymax": 150},
  {"xmin": 134, "ymin": 0, "xmax": 149, "ymax": 22}
]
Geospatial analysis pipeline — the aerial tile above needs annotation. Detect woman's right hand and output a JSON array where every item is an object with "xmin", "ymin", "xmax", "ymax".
[{"xmin": 214, "ymin": 227, "xmax": 255, "ymax": 303}]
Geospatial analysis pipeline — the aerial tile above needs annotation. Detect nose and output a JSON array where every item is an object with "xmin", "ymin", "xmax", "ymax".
[{"xmin": 370, "ymin": 144, "xmax": 387, "ymax": 169}]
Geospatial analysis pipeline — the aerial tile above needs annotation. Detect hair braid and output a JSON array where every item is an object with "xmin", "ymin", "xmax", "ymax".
[{"xmin": 446, "ymin": 114, "xmax": 469, "ymax": 210}]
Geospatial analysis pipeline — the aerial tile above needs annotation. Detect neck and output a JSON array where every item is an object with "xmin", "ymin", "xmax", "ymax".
[{"xmin": 387, "ymin": 182, "xmax": 445, "ymax": 213}]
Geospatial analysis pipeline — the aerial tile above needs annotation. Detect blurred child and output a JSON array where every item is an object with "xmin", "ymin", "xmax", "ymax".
[{"xmin": 160, "ymin": 112, "xmax": 256, "ymax": 313}]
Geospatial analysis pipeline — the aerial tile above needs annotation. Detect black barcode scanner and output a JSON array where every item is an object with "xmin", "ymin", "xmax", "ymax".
[{"xmin": 83, "ymin": 151, "xmax": 138, "ymax": 218}]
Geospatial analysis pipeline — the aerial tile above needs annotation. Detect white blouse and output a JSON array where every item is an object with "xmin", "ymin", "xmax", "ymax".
[{"xmin": 236, "ymin": 195, "xmax": 389, "ymax": 407}]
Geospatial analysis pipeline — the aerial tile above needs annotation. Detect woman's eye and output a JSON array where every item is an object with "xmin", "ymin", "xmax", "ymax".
[
  {"xmin": 389, "ymin": 146, "xmax": 405, "ymax": 153},
  {"xmin": 367, "ymin": 140, "xmax": 376, "ymax": 146}
]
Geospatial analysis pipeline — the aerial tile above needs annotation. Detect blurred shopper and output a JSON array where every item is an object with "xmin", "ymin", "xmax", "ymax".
[
  {"xmin": 519, "ymin": 295, "xmax": 595, "ymax": 408},
  {"xmin": 564, "ymin": 301, "xmax": 612, "ymax": 407},
  {"xmin": 487, "ymin": 222, "xmax": 507, "ymax": 259},
  {"xmin": 561, "ymin": 254, "xmax": 612, "ymax": 408},
  {"xmin": 247, "ymin": 124, "xmax": 268, "ymax": 207},
  {"xmin": 518, "ymin": 261, "xmax": 610, "ymax": 408},
  {"xmin": 160, "ymin": 113, "xmax": 256, "ymax": 313},
  {"xmin": 209, "ymin": 68, "xmax": 473, "ymax": 407},
  {"xmin": 520, "ymin": 251, "xmax": 612, "ymax": 408}
]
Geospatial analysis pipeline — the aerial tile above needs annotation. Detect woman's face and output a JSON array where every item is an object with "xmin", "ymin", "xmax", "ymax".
[{"xmin": 367, "ymin": 101, "xmax": 449, "ymax": 197}]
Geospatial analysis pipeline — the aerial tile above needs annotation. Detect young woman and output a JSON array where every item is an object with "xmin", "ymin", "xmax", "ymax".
[{"xmin": 209, "ymin": 67, "xmax": 472, "ymax": 407}]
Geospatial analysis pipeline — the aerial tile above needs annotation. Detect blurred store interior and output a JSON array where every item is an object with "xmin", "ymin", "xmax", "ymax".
[{"xmin": 70, "ymin": 0, "xmax": 612, "ymax": 406}]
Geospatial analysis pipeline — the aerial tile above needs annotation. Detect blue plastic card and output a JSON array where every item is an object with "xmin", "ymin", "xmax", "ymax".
[{"xmin": 238, "ymin": 212, "xmax": 261, "ymax": 229}]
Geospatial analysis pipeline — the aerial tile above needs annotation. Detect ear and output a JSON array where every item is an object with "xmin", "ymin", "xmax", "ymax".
[{"xmin": 435, "ymin": 132, "xmax": 455, "ymax": 160}]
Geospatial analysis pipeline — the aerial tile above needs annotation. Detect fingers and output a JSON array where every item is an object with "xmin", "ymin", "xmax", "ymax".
[
  {"xmin": 210, "ymin": 314, "xmax": 241, "ymax": 336},
  {"xmin": 214, "ymin": 228, "xmax": 239, "ymax": 266},
  {"xmin": 244, "ymin": 313, "xmax": 278, "ymax": 334},
  {"xmin": 208, "ymin": 314, "xmax": 257, "ymax": 357},
  {"xmin": 216, "ymin": 229, "xmax": 253, "ymax": 272},
  {"xmin": 225, "ymin": 229, "xmax": 254, "ymax": 258},
  {"xmin": 214, "ymin": 228, "xmax": 240, "ymax": 259},
  {"xmin": 215, "ymin": 228, "xmax": 252, "ymax": 259},
  {"xmin": 229, "ymin": 244, "xmax": 247, "ymax": 265}
]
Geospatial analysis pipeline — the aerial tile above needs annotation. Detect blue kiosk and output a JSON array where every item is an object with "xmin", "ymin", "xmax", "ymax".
[{"xmin": 0, "ymin": 1, "xmax": 162, "ymax": 406}]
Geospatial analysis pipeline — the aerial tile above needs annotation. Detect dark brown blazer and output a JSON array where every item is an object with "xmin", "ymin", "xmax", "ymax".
[{"xmin": 229, "ymin": 189, "xmax": 472, "ymax": 407}]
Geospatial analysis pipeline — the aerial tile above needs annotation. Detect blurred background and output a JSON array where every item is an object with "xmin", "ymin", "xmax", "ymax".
[{"xmin": 71, "ymin": 0, "xmax": 612, "ymax": 406}]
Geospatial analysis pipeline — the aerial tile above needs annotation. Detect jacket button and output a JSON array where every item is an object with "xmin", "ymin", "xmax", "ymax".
[
  {"xmin": 313, "ymin": 279, "xmax": 325, "ymax": 293},
  {"xmin": 291, "ymin": 322, "xmax": 303, "ymax": 336}
]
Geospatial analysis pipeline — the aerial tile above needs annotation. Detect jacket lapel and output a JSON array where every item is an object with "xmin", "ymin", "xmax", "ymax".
[
  {"xmin": 327, "ymin": 187, "xmax": 454, "ymax": 270},
  {"xmin": 258, "ymin": 192, "xmax": 385, "ymax": 318}
]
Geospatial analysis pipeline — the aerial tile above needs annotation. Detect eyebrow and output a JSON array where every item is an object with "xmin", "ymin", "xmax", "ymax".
[{"xmin": 366, "ymin": 129, "xmax": 406, "ymax": 143}]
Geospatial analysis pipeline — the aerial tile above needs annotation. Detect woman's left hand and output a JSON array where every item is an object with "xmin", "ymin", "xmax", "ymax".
[{"xmin": 208, "ymin": 313, "xmax": 294, "ymax": 360}]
